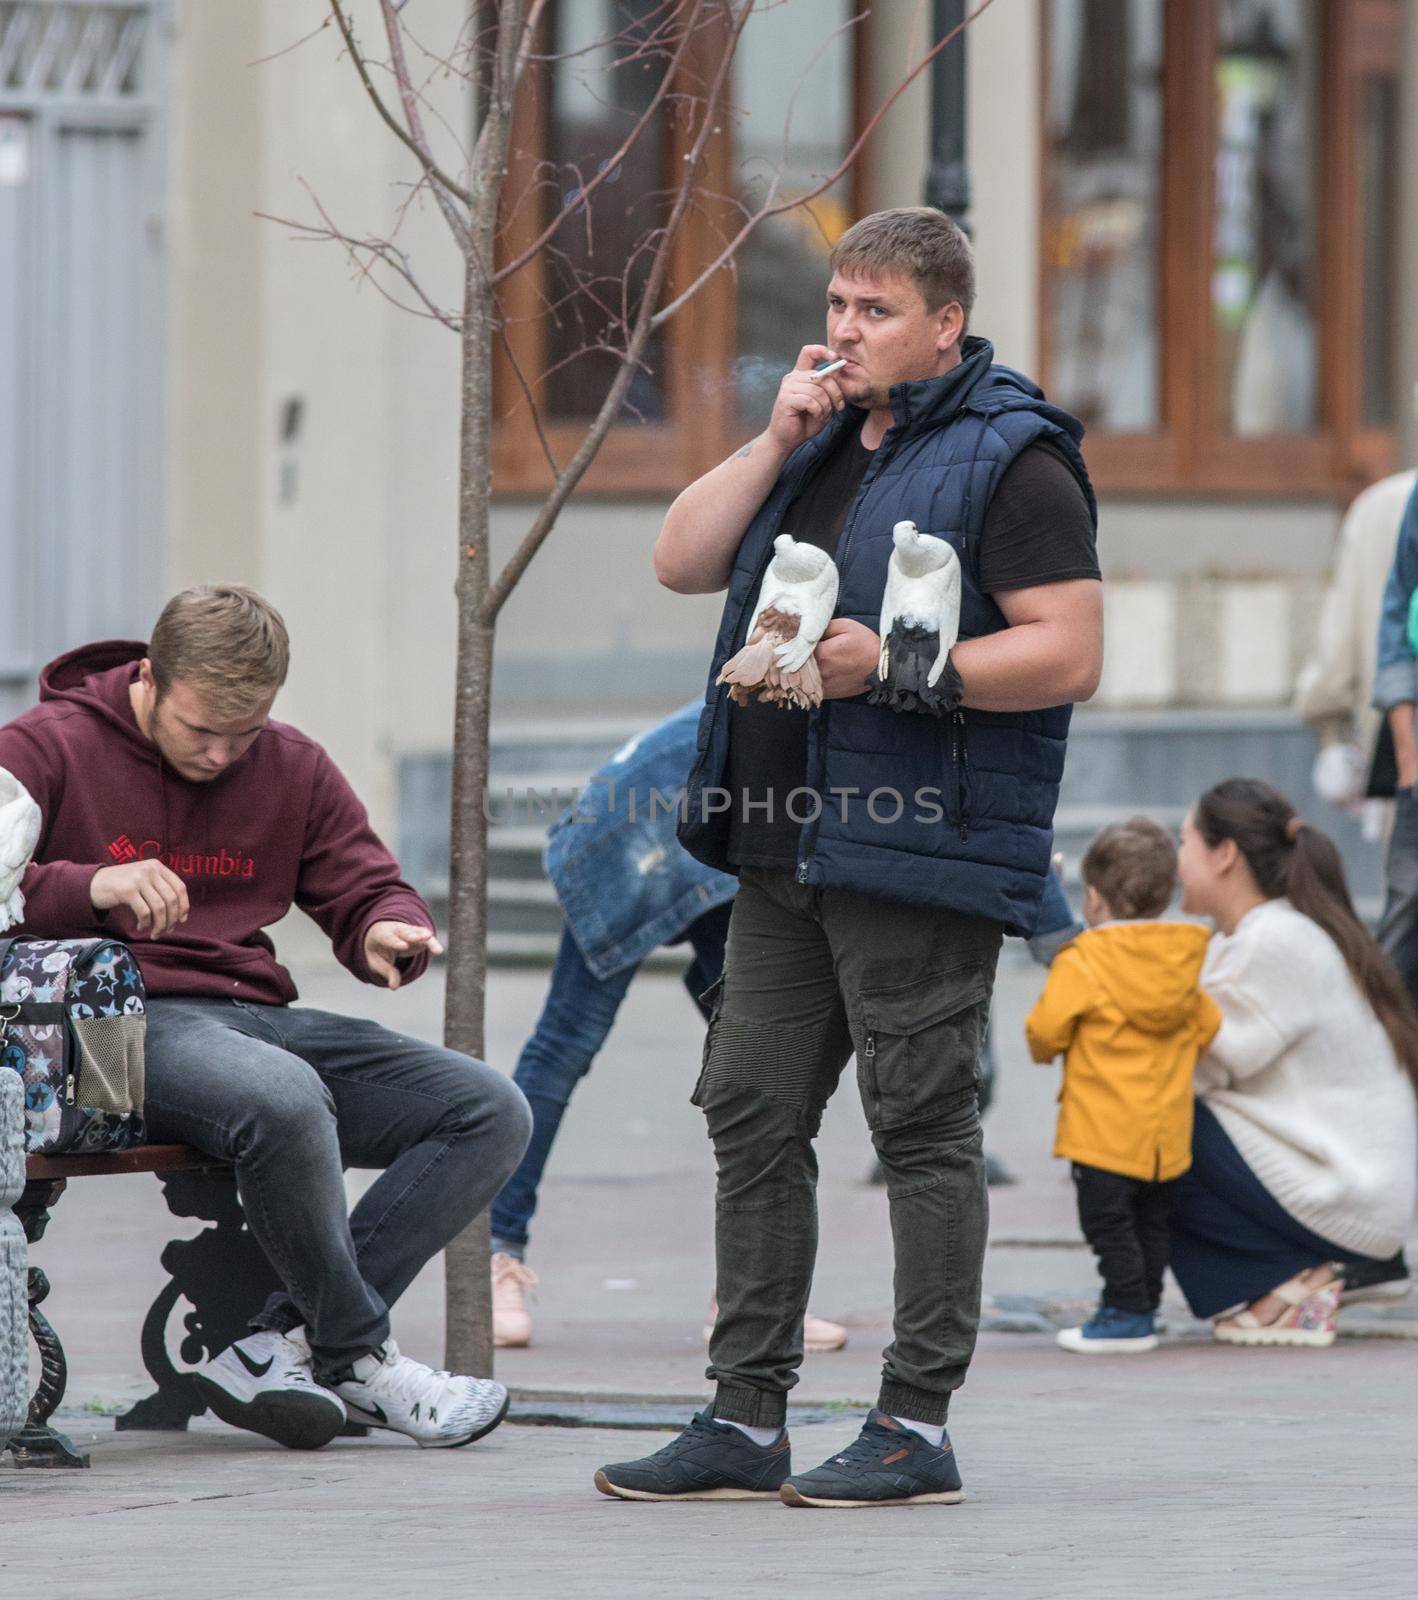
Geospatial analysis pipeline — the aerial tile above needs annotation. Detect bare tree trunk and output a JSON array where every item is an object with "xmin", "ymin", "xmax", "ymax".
[
  {"xmin": 441, "ymin": 598, "xmax": 493, "ymax": 1372},
  {"xmin": 442, "ymin": 280, "xmax": 496, "ymax": 1371},
  {"xmin": 442, "ymin": 0, "xmax": 524, "ymax": 1376}
]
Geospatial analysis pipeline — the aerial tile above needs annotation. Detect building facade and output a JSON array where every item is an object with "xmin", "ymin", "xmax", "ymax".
[{"xmin": 1, "ymin": 0, "xmax": 1414, "ymax": 907}]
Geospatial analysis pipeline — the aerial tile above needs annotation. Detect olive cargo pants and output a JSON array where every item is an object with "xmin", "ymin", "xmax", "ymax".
[{"xmin": 694, "ymin": 867, "xmax": 1002, "ymax": 1428}]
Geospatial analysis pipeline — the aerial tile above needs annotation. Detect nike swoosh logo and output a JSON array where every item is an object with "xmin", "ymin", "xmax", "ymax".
[
  {"xmin": 344, "ymin": 1398, "xmax": 389, "ymax": 1427},
  {"xmin": 233, "ymin": 1348, "xmax": 274, "ymax": 1378}
]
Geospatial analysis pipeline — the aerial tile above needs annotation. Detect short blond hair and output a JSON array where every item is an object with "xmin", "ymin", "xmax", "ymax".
[
  {"xmin": 1082, "ymin": 817, "xmax": 1177, "ymax": 921},
  {"xmin": 829, "ymin": 206, "xmax": 976, "ymax": 324},
  {"xmin": 149, "ymin": 585, "xmax": 289, "ymax": 718}
]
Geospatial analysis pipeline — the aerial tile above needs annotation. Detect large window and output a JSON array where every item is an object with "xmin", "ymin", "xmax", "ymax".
[
  {"xmin": 1043, "ymin": 0, "xmax": 1164, "ymax": 434},
  {"xmin": 1041, "ymin": 0, "xmax": 1400, "ymax": 497},
  {"xmin": 540, "ymin": 1, "xmax": 673, "ymax": 426},
  {"xmin": 493, "ymin": 2, "xmax": 866, "ymax": 496},
  {"xmin": 731, "ymin": 0, "xmax": 857, "ymax": 428}
]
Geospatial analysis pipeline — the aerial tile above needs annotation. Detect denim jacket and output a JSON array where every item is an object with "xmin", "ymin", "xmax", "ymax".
[
  {"xmin": 1372, "ymin": 480, "xmax": 1418, "ymax": 712},
  {"xmin": 1028, "ymin": 871, "xmax": 1082, "ymax": 965},
  {"xmin": 546, "ymin": 703, "xmax": 737, "ymax": 981}
]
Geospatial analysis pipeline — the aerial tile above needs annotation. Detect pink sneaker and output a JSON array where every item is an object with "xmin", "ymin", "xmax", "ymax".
[
  {"xmin": 703, "ymin": 1301, "xmax": 848, "ymax": 1352},
  {"xmin": 492, "ymin": 1253, "xmax": 537, "ymax": 1349},
  {"xmin": 803, "ymin": 1312, "xmax": 849, "ymax": 1353}
]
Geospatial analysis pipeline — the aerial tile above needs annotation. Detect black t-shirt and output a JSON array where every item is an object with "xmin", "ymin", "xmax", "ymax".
[{"xmin": 724, "ymin": 433, "xmax": 1098, "ymax": 870}]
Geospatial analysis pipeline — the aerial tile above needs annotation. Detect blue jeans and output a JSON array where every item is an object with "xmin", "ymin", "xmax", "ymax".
[{"xmin": 490, "ymin": 904, "xmax": 732, "ymax": 1256}]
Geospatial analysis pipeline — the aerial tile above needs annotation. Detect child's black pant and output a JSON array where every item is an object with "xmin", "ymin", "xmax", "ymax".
[{"xmin": 1072, "ymin": 1163, "xmax": 1175, "ymax": 1314}]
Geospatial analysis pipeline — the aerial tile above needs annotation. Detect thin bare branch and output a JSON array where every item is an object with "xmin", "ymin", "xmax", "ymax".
[
  {"xmin": 378, "ymin": 0, "xmax": 470, "ymax": 246},
  {"xmin": 775, "ymin": 8, "xmax": 865, "ymax": 184},
  {"xmin": 491, "ymin": 0, "xmax": 704, "ymax": 287},
  {"xmin": 329, "ymin": 0, "xmax": 474, "ymax": 210},
  {"xmin": 652, "ymin": 0, "xmax": 999, "ymax": 328},
  {"xmin": 397, "ymin": 30, "xmax": 477, "ymax": 169},
  {"xmin": 480, "ymin": 0, "xmax": 753, "ymax": 626},
  {"xmin": 527, "ymin": 0, "xmax": 684, "ymax": 68},
  {"xmin": 248, "ymin": 15, "xmax": 333, "ymax": 68},
  {"xmin": 259, "ymin": 184, "xmax": 462, "ymax": 332},
  {"xmin": 495, "ymin": 321, "xmax": 561, "ymax": 478}
]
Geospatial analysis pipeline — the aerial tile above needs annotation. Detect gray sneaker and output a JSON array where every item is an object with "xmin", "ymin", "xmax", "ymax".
[
  {"xmin": 781, "ymin": 1411, "xmax": 964, "ymax": 1508},
  {"xmin": 595, "ymin": 1411, "xmax": 791, "ymax": 1501}
]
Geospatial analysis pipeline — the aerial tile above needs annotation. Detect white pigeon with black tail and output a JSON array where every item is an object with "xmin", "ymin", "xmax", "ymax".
[
  {"xmin": 716, "ymin": 534, "xmax": 839, "ymax": 711},
  {"xmin": 866, "ymin": 520, "xmax": 964, "ymax": 717}
]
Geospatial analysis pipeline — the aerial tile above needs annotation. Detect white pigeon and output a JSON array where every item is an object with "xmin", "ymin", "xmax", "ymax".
[
  {"xmin": 0, "ymin": 768, "xmax": 41, "ymax": 932},
  {"xmin": 716, "ymin": 534, "xmax": 840, "ymax": 710},
  {"xmin": 867, "ymin": 520, "xmax": 963, "ymax": 716}
]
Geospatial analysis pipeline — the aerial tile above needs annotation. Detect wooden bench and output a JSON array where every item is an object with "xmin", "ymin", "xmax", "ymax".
[{"xmin": 10, "ymin": 1144, "xmax": 280, "ymax": 1468}]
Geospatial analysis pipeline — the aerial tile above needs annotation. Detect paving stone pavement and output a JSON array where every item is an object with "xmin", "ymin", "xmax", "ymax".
[
  {"xmin": 3, "ymin": 1333, "xmax": 1416, "ymax": 1600},
  {"xmin": 5, "ymin": 943, "xmax": 1416, "ymax": 1595}
]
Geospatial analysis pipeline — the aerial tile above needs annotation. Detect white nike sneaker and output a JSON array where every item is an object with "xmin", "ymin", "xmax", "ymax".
[
  {"xmin": 194, "ymin": 1329, "xmax": 347, "ymax": 1451},
  {"xmin": 331, "ymin": 1339, "xmax": 510, "ymax": 1449}
]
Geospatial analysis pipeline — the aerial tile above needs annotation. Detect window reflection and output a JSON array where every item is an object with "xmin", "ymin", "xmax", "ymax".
[
  {"xmin": 543, "ymin": 0, "xmax": 670, "ymax": 424},
  {"xmin": 1360, "ymin": 75, "xmax": 1398, "ymax": 428},
  {"xmin": 1212, "ymin": 0, "xmax": 1318, "ymax": 436},
  {"xmin": 731, "ymin": 0, "xmax": 854, "ymax": 427},
  {"xmin": 1043, "ymin": 0, "xmax": 1163, "ymax": 434}
]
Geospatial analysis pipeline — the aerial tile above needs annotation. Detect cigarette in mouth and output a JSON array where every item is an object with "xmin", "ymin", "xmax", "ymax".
[{"xmin": 812, "ymin": 357, "xmax": 847, "ymax": 378}]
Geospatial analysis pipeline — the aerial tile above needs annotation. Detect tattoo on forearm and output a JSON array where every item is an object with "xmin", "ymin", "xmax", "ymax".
[{"xmin": 732, "ymin": 443, "xmax": 752, "ymax": 460}]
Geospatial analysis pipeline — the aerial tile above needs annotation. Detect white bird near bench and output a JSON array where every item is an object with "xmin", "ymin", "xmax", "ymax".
[
  {"xmin": 868, "ymin": 520, "xmax": 962, "ymax": 717},
  {"xmin": 716, "ymin": 534, "xmax": 840, "ymax": 711},
  {"xmin": 0, "ymin": 769, "xmax": 41, "ymax": 932}
]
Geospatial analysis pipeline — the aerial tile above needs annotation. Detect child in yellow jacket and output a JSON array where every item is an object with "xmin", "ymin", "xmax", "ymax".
[{"xmin": 1026, "ymin": 817, "xmax": 1221, "ymax": 1354}]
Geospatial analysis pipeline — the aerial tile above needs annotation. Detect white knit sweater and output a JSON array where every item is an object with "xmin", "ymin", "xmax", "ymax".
[{"xmin": 1197, "ymin": 898, "xmax": 1417, "ymax": 1258}]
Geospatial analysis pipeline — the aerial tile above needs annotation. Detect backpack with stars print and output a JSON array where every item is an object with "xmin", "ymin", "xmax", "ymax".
[{"xmin": 0, "ymin": 937, "xmax": 146, "ymax": 1155}]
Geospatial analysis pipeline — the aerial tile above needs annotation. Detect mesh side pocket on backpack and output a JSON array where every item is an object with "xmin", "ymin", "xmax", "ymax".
[{"xmin": 70, "ymin": 1015, "xmax": 146, "ymax": 1114}]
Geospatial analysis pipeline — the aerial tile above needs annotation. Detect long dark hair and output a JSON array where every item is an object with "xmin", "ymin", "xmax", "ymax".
[{"xmin": 1194, "ymin": 778, "xmax": 1418, "ymax": 1087}]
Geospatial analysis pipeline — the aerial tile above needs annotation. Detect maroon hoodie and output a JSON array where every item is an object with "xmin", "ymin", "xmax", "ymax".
[{"xmin": 0, "ymin": 642, "xmax": 435, "ymax": 1003}]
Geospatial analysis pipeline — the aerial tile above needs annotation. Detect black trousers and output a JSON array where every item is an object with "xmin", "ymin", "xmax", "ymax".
[{"xmin": 1072, "ymin": 1163, "xmax": 1175, "ymax": 1314}]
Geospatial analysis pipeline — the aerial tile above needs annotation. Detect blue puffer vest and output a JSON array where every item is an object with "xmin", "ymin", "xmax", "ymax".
[{"xmin": 677, "ymin": 337, "xmax": 1096, "ymax": 936}]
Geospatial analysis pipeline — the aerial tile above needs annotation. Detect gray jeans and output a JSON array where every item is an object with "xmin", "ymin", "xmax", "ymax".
[
  {"xmin": 142, "ymin": 998, "xmax": 532, "ymax": 1374},
  {"xmin": 695, "ymin": 868, "xmax": 1001, "ymax": 1429}
]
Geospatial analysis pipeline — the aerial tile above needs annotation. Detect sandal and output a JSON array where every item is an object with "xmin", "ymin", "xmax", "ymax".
[{"xmin": 1213, "ymin": 1269, "xmax": 1341, "ymax": 1348}]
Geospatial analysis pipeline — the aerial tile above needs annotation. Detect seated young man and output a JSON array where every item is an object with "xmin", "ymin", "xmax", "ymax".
[{"xmin": 0, "ymin": 585, "xmax": 531, "ymax": 1451}]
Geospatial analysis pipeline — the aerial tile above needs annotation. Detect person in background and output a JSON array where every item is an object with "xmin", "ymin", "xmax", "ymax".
[
  {"xmin": 1027, "ymin": 819, "xmax": 1219, "ymax": 1355},
  {"xmin": 1296, "ymin": 464, "xmax": 1416, "ymax": 831},
  {"xmin": 1170, "ymin": 780, "xmax": 1418, "ymax": 1345},
  {"xmin": 1363, "ymin": 477, "xmax": 1418, "ymax": 1301},
  {"xmin": 490, "ymin": 702, "xmax": 847, "ymax": 1356}
]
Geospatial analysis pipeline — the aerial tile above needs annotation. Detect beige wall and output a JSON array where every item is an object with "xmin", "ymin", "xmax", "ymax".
[
  {"xmin": 166, "ymin": 0, "xmax": 263, "ymax": 592},
  {"xmin": 167, "ymin": 0, "xmax": 466, "ymax": 828},
  {"xmin": 862, "ymin": 0, "xmax": 930, "ymax": 209}
]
